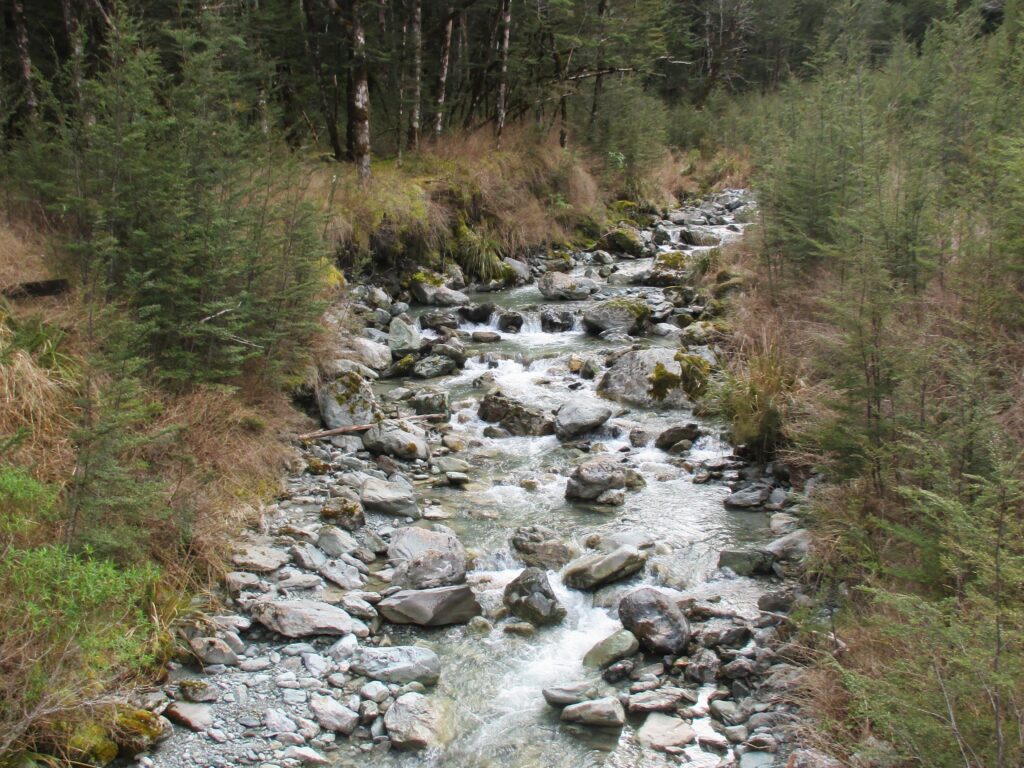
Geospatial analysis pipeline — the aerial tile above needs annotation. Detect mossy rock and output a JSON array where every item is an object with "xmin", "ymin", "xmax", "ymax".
[
  {"xmin": 67, "ymin": 723, "xmax": 118, "ymax": 767},
  {"xmin": 114, "ymin": 709, "xmax": 169, "ymax": 755},
  {"xmin": 306, "ymin": 457, "xmax": 331, "ymax": 475},
  {"xmin": 599, "ymin": 227, "xmax": 644, "ymax": 256},
  {"xmin": 602, "ymin": 297, "xmax": 650, "ymax": 319},
  {"xmin": 411, "ymin": 270, "xmax": 445, "ymax": 287}
]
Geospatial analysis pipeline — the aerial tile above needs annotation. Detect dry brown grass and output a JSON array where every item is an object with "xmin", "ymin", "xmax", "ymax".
[{"xmin": 0, "ymin": 214, "xmax": 53, "ymax": 291}]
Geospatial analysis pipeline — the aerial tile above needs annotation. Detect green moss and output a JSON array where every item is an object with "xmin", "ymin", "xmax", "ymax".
[
  {"xmin": 648, "ymin": 353, "xmax": 712, "ymax": 402},
  {"xmin": 603, "ymin": 297, "xmax": 650, "ymax": 319},
  {"xmin": 67, "ymin": 723, "xmax": 118, "ymax": 766},
  {"xmin": 600, "ymin": 227, "xmax": 644, "ymax": 256},
  {"xmin": 653, "ymin": 250, "xmax": 690, "ymax": 271},
  {"xmin": 114, "ymin": 708, "xmax": 167, "ymax": 754},
  {"xmin": 411, "ymin": 270, "xmax": 444, "ymax": 287},
  {"xmin": 648, "ymin": 362, "xmax": 683, "ymax": 402}
]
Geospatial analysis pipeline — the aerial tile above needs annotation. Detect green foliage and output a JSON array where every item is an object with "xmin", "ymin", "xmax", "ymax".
[{"xmin": 713, "ymin": 345, "xmax": 791, "ymax": 461}]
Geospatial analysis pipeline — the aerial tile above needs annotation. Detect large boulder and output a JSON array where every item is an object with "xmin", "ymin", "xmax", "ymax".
[
  {"xmin": 599, "ymin": 227, "xmax": 644, "ymax": 256},
  {"xmin": 502, "ymin": 257, "xmax": 531, "ymax": 284},
  {"xmin": 560, "ymin": 697, "xmax": 625, "ymax": 728},
  {"xmin": 717, "ymin": 548, "xmax": 775, "ymax": 576},
  {"xmin": 361, "ymin": 419, "xmax": 430, "ymax": 461},
  {"xmin": 388, "ymin": 525, "xmax": 467, "ymax": 589},
  {"xmin": 410, "ymin": 276, "xmax": 470, "ymax": 306},
  {"xmin": 565, "ymin": 457, "xmax": 626, "ymax": 504},
  {"xmin": 412, "ymin": 354, "xmax": 458, "ymax": 379},
  {"xmin": 503, "ymin": 568, "xmax": 566, "ymax": 626},
  {"xmin": 562, "ymin": 545, "xmax": 646, "ymax": 590},
  {"xmin": 540, "ymin": 308, "xmax": 576, "ymax": 332},
  {"xmin": 378, "ymin": 585, "xmax": 482, "ymax": 626},
  {"xmin": 384, "ymin": 692, "xmax": 440, "ymax": 750},
  {"xmin": 680, "ymin": 226, "xmax": 721, "ymax": 247},
  {"xmin": 388, "ymin": 316, "xmax": 422, "ymax": 357},
  {"xmin": 251, "ymin": 600, "xmax": 353, "ymax": 638},
  {"xmin": 478, "ymin": 390, "xmax": 555, "ymax": 436},
  {"xmin": 582, "ymin": 299, "xmax": 650, "ymax": 336},
  {"xmin": 617, "ymin": 587, "xmax": 691, "ymax": 655},
  {"xmin": 317, "ymin": 372, "xmax": 381, "ymax": 430},
  {"xmin": 646, "ymin": 251, "xmax": 692, "ymax": 287},
  {"xmin": 359, "ymin": 477, "xmax": 420, "ymax": 518},
  {"xmin": 339, "ymin": 336, "xmax": 392, "ymax": 371},
  {"xmin": 350, "ymin": 646, "xmax": 441, "ymax": 685},
  {"xmin": 654, "ymin": 423, "xmax": 702, "ymax": 450},
  {"xmin": 554, "ymin": 401, "xmax": 612, "ymax": 441},
  {"xmin": 510, "ymin": 525, "xmax": 578, "ymax": 569},
  {"xmin": 598, "ymin": 348, "xmax": 691, "ymax": 408},
  {"xmin": 537, "ymin": 271, "xmax": 599, "ymax": 300}
]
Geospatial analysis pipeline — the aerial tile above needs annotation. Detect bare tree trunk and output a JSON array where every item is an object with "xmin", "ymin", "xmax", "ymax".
[
  {"xmin": 434, "ymin": 6, "xmax": 454, "ymax": 138},
  {"xmin": 343, "ymin": 0, "xmax": 371, "ymax": 180},
  {"xmin": 60, "ymin": 0, "xmax": 85, "ymax": 110},
  {"xmin": 495, "ymin": 0, "xmax": 512, "ymax": 144},
  {"xmin": 301, "ymin": 0, "xmax": 345, "ymax": 159},
  {"xmin": 396, "ymin": 1, "xmax": 408, "ymax": 165},
  {"xmin": 12, "ymin": 0, "xmax": 37, "ymax": 121},
  {"xmin": 407, "ymin": 0, "xmax": 422, "ymax": 151},
  {"xmin": 588, "ymin": 0, "xmax": 607, "ymax": 136}
]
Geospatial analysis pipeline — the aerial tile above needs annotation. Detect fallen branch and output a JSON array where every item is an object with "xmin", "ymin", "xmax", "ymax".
[{"xmin": 298, "ymin": 414, "xmax": 438, "ymax": 441}]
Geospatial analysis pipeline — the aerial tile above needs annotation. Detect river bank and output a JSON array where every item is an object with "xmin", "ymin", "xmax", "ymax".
[{"xmin": 129, "ymin": 192, "xmax": 837, "ymax": 768}]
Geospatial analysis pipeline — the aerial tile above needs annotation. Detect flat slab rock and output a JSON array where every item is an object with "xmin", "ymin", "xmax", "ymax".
[
  {"xmin": 636, "ymin": 712, "xmax": 696, "ymax": 751},
  {"xmin": 250, "ymin": 599, "xmax": 353, "ymax": 638},
  {"xmin": 350, "ymin": 646, "xmax": 441, "ymax": 685}
]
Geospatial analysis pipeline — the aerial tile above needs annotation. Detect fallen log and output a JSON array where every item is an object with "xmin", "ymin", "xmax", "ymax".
[{"xmin": 298, "ymin": 414, "xmax": 438, "ymax": 442}]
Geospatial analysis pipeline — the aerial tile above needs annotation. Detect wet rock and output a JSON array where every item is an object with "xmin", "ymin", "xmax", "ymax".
[
  {"xmin": 411, "ymin": 388, "xmax": 450, "ymax": 416},
  {"xmin": 510, "ymin": 525, "xmax": 578, "ymax": 569},
  {"xmin": 164, "ymin": 702, "xmax": 213, "ymax": 732},
  {"xmin": 627, "ymin": 687, "xmax": 693, "ymax": 713},
  {"xmin": 360, "ymin": 477, "xmax": 420, "ymax": 518},
  {"xmin": 538, "ymin": 271, "xmax": 599, "ymax": 300},
  {"xmin": 388, "ymin": 316, "xmax": 422, "ymax": 357},
  {"xmin": 384, "ymin": 692, "xmax": 439, "ymax": 750},
  {"xmin": 350, "ymin": 646, "xmax": 441, "ymax": 685},
  {"xmin": 554, "ymin": 401, "xmax": 612, "ymax": 441},
  {"xmin": 251, "ymin": 600, "xmax": 353, "ymax": 638},
  {"xmin": 654, "ymin": 423, "xmax": 702, "ymax": 450},
  {"xmin": 503, "ymin": 567, "xmax": 566, "ymax": 626},
  {"xmin": 419, "ymin": 308, "xmax": 461, "ymax": 331},
  {"xmin": 647, "ymin": 251, "xmax": 692, "ymax": 286},
  {"xmin": 472, "ymin": 331, "xmax": 501, "ymax": 343},
  {"xmin": 388, "ymin": 525, "xmax": 467, "ymax": 589},
  {"xmin": 725, "ymin": 484, "xmax": 772, "ymax": 509},
  {"xmin": 560, "ymin": 697, "xmax": 626, "ymax": 728},
  {"xmin": 231, "ymin": 544, "xmax": 289, "ymax": 573},
  {"xmin": 478, "ymin": 390, "xmax": 555, "ymax": 436},
  {"xmin": 582, "ymin": 299, "xmax": 650, "ymax": 336},
  {"xmin": 598, "ymin": 348, "xmax": 691, "ymax": 408},
  {"xmin": 758, "ymin": 587, "xmax": 798, "ymax": 614},
  {"xmin": 685, "ymin": 647, "xmax": 721, "ymax": 683},
  {"xmin": 540, "ymin": 308, "xmax": 576, "ymax": 332},
  {"xmin": 542, "ymin": 682, "xmax": 598, "ymax": 707},
  {"xmin": 583, "ymin": 629, "xmax": 639, "ymax": 667},
  {"xmin": 309, "ymin": 694, "xmax": 358, "ymax": 734},
  {"xmin": 563, "ymin": 545, "xmax": 646, "ymax": 590},
  {"xmin": 709, "ymin": 698, "xmax": 743, "ymax": 725},
  {"xmin": 618, "ymin": 587, "xmax": 691, "ymax": 655},
  {"xmin": 412, "ymin": 354, "xmax": 458, "ymax": 379},
  {"xmin": 717, "ymin": 548, "xmax": 775, "ymax": 576},
  {"xmin": 362, "ymin": 419, "xmax": 430, "ymax": 461},
  {"xmin": 378, "ymin": 584, "xmax": 482, "ymax": 626},
  {"xmin": 764, "ymin": 528, "xmax": 811, "ymax": 561},
  {"xmin": 565, "ymin": 457, "xmax": 626, "ymax": 504},
  {"xmin": 317, "ymin": 372, "xmax": 382, "ymax": 430},
  {"xmin": 636, "ymin": 713, "xmax": 696, "ymax": 751},
  {"xmin": 497, "ymin": 311, "xmax": 524, "ymax": 332}
]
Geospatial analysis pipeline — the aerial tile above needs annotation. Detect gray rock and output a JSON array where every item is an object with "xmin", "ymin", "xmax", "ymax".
[
  {"xmin": 478, "ymin": 390, "xmax": 554, "ymax": 436},
  {"xmin": 786, "ymin": 748, "xmax": 844, "ymax": 768},
  {"xmin": 654, "ymin": 423, "xmax": 702, "ymax": 450},
  {"xmin": 583, "ymin": 629, "xmax": 639, "ymax": 668},
  {"xmin": 264, "ymin": 708, "xmax": 298, "ymax": 733},
  {"xmin": 511, "ymin": 525, "xmax": 578, "ymax": 569},
  {"xmin": 360, "ymin": 477, "xmax": 420, "ymax": 518},
  {"xmin": 636, "ymin": 713, "xmax": 696, "ymax": 750},
  {"xmin": 685, "ymin": 648, "xmax": 721, "ymax": 683},
  {"xmin": 378, "ymin": 584, "xmax": 482, "ymax": 626},
  {"xmin": 598, "ymin": 348, "xmax": 692, "ymax": 408},
  {"xmin": 411, "ymin": 388, "xmax": 450, "ymax": 416},
  {"xmin": 412, "ymin": 354, "xmax": 458, "ymax": 379},
  {"xmin": 764, "ymin": 528, "xmax": 811, "ymax": 561},
  {"xmin": 542, "ymin": 682, "xmax": 597, "ymax": 707},
  {"xmin": 341, "ymin": 336, "xmax": 392, "ymax": 371},
  {"xmin": 717, "ymin": 549, "xmax": 775, "ymax": 576},
  {"xmin": 560, "ymin": 697, "xmax": 625, "ymax": 727},
  {"xmin": 563, "ymin": 545, "xmax": 646, "ymax": 590},
  {"xmin": 362, "ymin": 419, "xmax": 430, "ymax": 461},
  {"xmin": 384, "ymin": 692, "xmax": 439, "ymax": 750},
  {"xmin": 411, "ymin": 280, "xmax": 470, "ymax": 306},
  {"xmin": 503, "ymin": 567, "xmax": 566, "ymax": 626},
  {"xmin": 388, "ymin": 316, "xmax": 422, "ymax": 357},
  {"xmin": 308, "ymin": 694, "xmax": 358, "ymax": 734},
  {"xmin": 627, "ymin": 687, "xmax": 692, "ymax": 713},
  {"xmin": 317, "ymin": 372, "xmax": 381, "ymax": 430},
  {"xmin": 537, "ymin": 271, "xmax": 599, "ymax": 300},
  {"xmin": 351, "ymin": 646, "xmax": 441, "ymax": 685},
  {"xmin": 282, "ymin": 746, "xmax": 329, "ymax": 765},
  {"xmin": 231, "ymin": 544, "xmax": 289, "ymax": 573},
  {"xmin": 251, "ymin": 600, "xmax": 353, "ymax": 638},
  {"xmin": 419, "ymin": 308, "xmax": 461, "ymax": 331},
  {"xmin": 554, "ymin": 401, "xmax": 612, "ymax": 441},
  {"xmin": 164, "ymin": 702, "xmax": 213, "ymax": 732},
  {"xmin": 540, "ymin": 308, "xmax": 576, "ymax": 332},
  {"xmin": 497, "ymin": 311, "xmax": 524, "ymax": 332},
  {"xmin": 502, "ymin": 257, "xmax": 531, "ymax": 284},
  {"xmin": 317, "ymin": 526, "xmax": 358, "ymax": 557},
  {"xmin": 565, "ymin": 457, "xmax": 626, "ymax": 504},
  {"xmin": 388, "ymin": 525, "xmax": 467, "ymax": 589},
  {"xmin": 189, "ymin": 637, "xmax": 239, "ymax": 666},
  {"xmin": 618, "ymin": 587, "xmax": 691, "ymax": 655},
  {"xmin": 724, "ymin": 484, "xmax": 772, "ymax": 509},
  {"xmin": 582, "ymin": 299, "xmax": 649, "ymax": 336}
]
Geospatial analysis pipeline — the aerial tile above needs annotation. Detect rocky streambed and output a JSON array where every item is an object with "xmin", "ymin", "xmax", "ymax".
[{"xmin": 133, "ymin": 191, "xmax": 838, "ymax": 768}]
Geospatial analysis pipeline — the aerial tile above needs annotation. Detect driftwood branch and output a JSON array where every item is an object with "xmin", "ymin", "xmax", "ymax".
[{"xmin": 298, "ymin": 414, "xmax": 438, "ymax": 441}]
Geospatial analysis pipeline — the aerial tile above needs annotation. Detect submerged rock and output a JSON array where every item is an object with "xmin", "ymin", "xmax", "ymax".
[
  {"xmin": 378, "ymin": 584, "xmax": 482, "ymax": 626},
  {"xmin": 511, "ymin": 525, "xmax": 578, "ymax": 569},
  {"xmin": 502, "ymin": 567, "xmax": 566, "ymax": 626},
  {"xmin": 636, "ymin": 713, "xmax": 696, "ymax": 750}
]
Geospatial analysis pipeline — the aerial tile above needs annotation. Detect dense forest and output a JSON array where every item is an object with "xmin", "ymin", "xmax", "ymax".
[{"xmin": 0, "ymin": 0, "xmax": 1021, "ymax": 766}]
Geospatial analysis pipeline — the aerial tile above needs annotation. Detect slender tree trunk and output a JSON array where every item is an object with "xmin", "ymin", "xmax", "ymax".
[
  {"xmin": 407, "ymin": 0, "xmax": 422, "ymax": 150},
  {"xmin": 396, "ymin": 1, "xmax": 408, "ymax": 165},
  {"xmin": 588, "ymin": 0, "xmax": 607, "ymax": 135},
  {"xmin": 12, "ymin": 0, "xmax": 37, "ymax": 121},
  {"xmin": 61, "ymin": 0, "xmax": 85, "ymax": 111},
  {"xmin": 343, "ymin": 0, "xmax": 371, "ymax": 180},
  {"xmin": 301, "ymin": 0, "xmax": 345, "ymax": 159},
  {"xmin": 434, "ymin": 6, "xmax": 454, "ymax": 138},
  {"xmin": 495, "ymin": 0, "xmax": 512, "ymax": 143}
]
